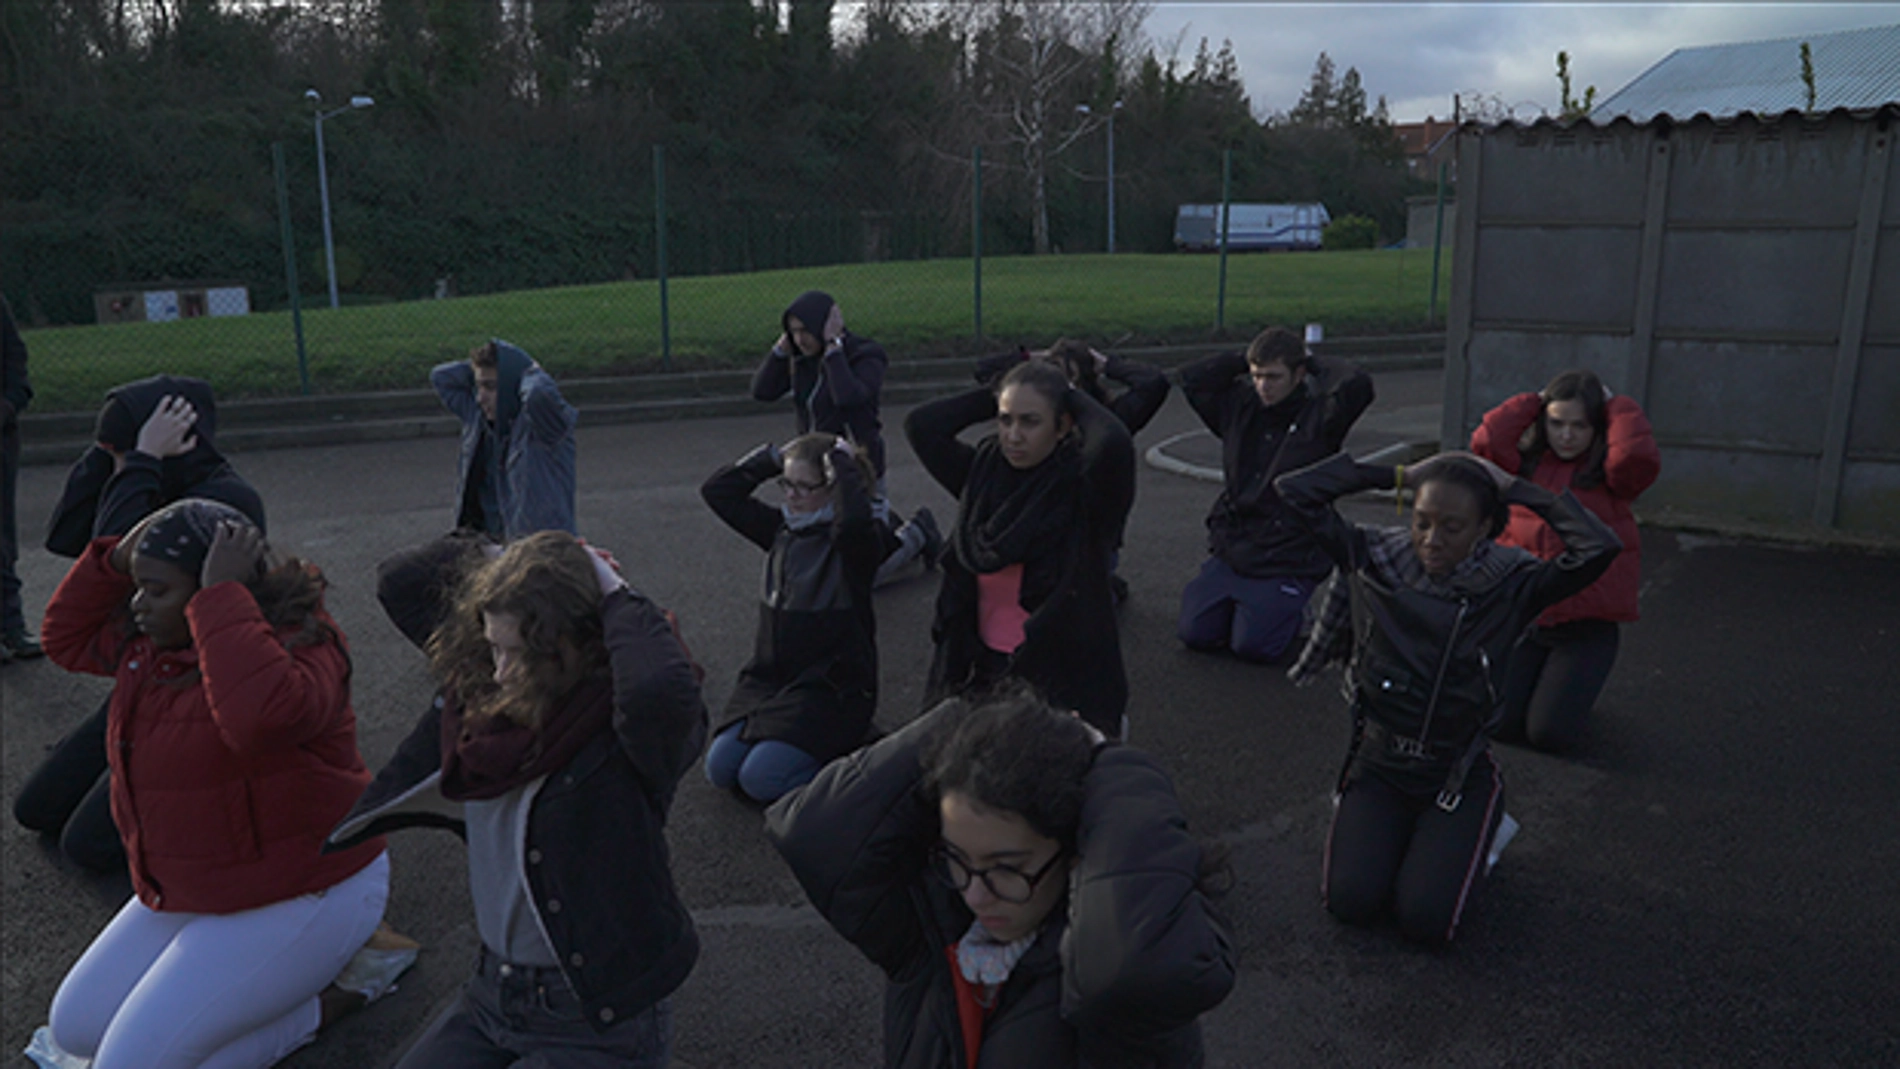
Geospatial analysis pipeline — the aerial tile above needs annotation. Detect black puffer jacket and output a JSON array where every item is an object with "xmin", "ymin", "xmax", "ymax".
[
  {"xmin": 45, "ymin": 375, "xmax": 266, "ymax": 555},
  {"xmin": 764, "ymin": 701, "xmax": 1235, "ymax": 1069},
  {"xmin": 1276, "ymin": 453, "xmax": 1621, "ymax": 795},
  {"xmin": 330, "ymin": 539, "xmax": 708, "ymax": 1031},
  {"xmin": 701, "ymin": 442, "xmax": 881, "ymax": 762},
  {"xmin": 905, "ymin": 388, "xmax": 1134, "ymax": 736},
  {"xmin": 1178, "ymin": 353, "xmax": 1373, "ymax": 580}
]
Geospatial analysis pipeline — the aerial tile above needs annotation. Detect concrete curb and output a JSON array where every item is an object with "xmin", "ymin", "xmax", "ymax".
[{"xmin": 18, "ymin": 342, "xmax": 1447, "ymax": 467}]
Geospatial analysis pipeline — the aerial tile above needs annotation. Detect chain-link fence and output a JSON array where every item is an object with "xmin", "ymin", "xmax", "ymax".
[{"xmin": 11, "ymin": 145, "xmax": 1451, "ymax": 414}]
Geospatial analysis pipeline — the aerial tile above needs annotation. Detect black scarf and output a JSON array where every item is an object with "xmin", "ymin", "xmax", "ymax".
[{"xmin": 952, "ymin": 437, "xmax": 1083, "ymax": 610}]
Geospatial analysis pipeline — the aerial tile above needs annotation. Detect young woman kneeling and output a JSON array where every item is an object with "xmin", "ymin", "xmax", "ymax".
[
  {"xmin": 39, "ymin": 499, "xmax": 389, "ymax": 1068},
  {"xmin": 1277, "ymin": 450, "xmax": 1620, "ymax": 945},
  {"xmin": 701, "ymin": 434, "xmax": 882, "ymax": 802},
  {"xmin": 766, "ymin": 682, "xmax": 1235, "ymax": 1066},
  {"xmin": 904, "ymin": 362, "xmax": 1135, "ymax": 739}
]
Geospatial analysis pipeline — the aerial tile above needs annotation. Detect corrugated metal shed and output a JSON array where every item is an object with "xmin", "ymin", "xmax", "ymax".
[{"xmin": 1593, "ymin": 22, "xmax": 1900, "ymax": 122}]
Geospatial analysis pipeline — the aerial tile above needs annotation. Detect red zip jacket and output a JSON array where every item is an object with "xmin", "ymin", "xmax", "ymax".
[
  {"xmin": 1471, "ymin": 392, "xmax": 1661, "ymax": 627},
  {"xmin": 41, "ymin": 538, "xmax": 384, "ymax": 913}
]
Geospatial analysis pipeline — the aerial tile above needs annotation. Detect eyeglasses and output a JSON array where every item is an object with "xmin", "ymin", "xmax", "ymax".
[
  {"xmin": 930, "ymin": 843, "xmax": 1067, "ymax": 905},
  {"xmin": 776, "ymin": 476, "xmax": 830, "ymax": 494}
]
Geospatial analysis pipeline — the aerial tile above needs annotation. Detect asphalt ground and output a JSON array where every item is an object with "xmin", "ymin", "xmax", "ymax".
[{"xmin": 4, "ymin": 369, "xmax": 1898, "ymax": 1068}]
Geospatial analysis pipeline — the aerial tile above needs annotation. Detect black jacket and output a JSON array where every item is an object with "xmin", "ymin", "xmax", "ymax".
[
  {"xmin": 905, "ymin": 388, "xmax": 1134, "ymax": 736},
  {"xmin": 1, "ymin": 296, "xmax": 29, "ymax": 416},
  {"xmin": 331, "ymin": 547, "xmax": 708, "ymax": 1032},
  {"xmin": 1276, "ymin": 454, "xmax": 1621, "ymax": 794},
  {"xmin": 1178, "ymin": 353, "xmax": 1373, "ymax": 580},
  {"xmin": 701, "ymin": 442, "xmax": 881, "ymax": 761},
  {"xmin": 765, "ymin": 701, "xmax": 1235, "ymax": 1069},
  {"xmin": 45, "ymin": 376, "xmax": 266, "ymax": 556},
  {"xmin": 973, "ymin": 348, "xmax": 1172, "ymax": 437},
  {"xmin": 752, "ymin": 332, "xmax": 890, "ymax": 477}
]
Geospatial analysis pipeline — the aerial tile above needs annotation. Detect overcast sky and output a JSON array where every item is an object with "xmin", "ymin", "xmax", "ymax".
[{"xmin": 1138, "ymin": 2, "xmax": 1900, "ymax": 123}]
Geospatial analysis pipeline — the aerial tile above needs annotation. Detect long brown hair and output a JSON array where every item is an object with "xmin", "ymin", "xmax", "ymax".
[
  {"xmin": 1519, "ymin": 369, "xmax": 1609, "ymax": 489},
  {"xmin": 427, "ymin": 531, "xmax": 607, "ymax": 728}
]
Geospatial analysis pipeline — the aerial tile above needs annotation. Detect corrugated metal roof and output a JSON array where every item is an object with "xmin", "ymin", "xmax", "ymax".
[{"xmin": 1592, "ymin": 22, "xmax": 1900, "ymax": 122}]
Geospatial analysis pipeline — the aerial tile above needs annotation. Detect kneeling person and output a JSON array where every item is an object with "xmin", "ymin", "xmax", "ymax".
[{"xmin": 701, "ymin": 434, "xmax": 882, "ymax": 803}]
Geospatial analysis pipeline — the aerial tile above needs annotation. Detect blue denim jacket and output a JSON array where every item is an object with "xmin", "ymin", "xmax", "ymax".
[{"xmin": 433, "ymin": 340, "xmax": 577, "ymax": 540}]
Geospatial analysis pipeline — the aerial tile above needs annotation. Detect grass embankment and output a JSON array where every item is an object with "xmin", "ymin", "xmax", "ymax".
[{"xmin": 20, "ymin": 249, "xmax": 1444, "ymax": 412}]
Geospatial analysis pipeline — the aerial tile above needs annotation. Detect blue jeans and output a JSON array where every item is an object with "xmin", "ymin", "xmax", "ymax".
[
  {"xmin": 1177, "ymin": 556, "xmax": 1318, "ymax": 662},
  {"xmin": 394, "ymin": 948, "xmax": 671, "ymax": 1069},
  {"xmin": 704, "ymin": 722, "xmax": 822, "ymax": 803}
]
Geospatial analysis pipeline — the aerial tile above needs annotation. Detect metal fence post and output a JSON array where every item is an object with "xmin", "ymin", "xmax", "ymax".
[
  {"xmin": 1216, "ymin": 148, "xmax": 1233, "ymax": 333},
  {"xmin": 654, "ymin": 144, "xmax": 670, "ymax": 369},
  {"xmin": 1429, "ymin": 160, "xmax": 1448, "ymax": 323},
  {"xmin": 973, "ymin": 145, "xmax": 983, "ymax": 344},
  {"xmin": 271, "ymin": 142, "xmax": 310, "ymax": 394}
]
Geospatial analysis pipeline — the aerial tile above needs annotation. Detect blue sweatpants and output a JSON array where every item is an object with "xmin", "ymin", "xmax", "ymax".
[{"xmin": 1177, "ymin": 556, "xmax": 1318, "ymax": 663}]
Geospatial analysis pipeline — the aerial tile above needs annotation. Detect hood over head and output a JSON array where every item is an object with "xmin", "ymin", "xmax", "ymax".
[{"xmin": 781, "ymin": 291, "xmax": 837, "ymax": 355}]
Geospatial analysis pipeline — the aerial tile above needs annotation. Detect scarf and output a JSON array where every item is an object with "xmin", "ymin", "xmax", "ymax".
[
  {"xmin": 952, "ymin": 437, "xmax": 1083, "ymax": 606},
  {"xmin": 1287, "ymin": 526, "xmax": 1529, "ymax": 686},
  {"xmin": 781, "ymin": 502, "xmax": 836, "ymax": 530},
  {"xmin": 439, "ymin": 675, "xmax": 613, "ymax": 801},
  {"xmin": 954, "ymin": 917, "xmax": 1040, "ymax": 990}
]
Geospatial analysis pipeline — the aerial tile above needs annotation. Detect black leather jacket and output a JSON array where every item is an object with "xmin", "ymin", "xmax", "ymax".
[
  {"xmin": 330, "ymin": 547, "xmax": 708, "ymax": 1031},
  {"xmin": 1276, "ymin": 453, "xmax": 1621, "ymax": 795},
  {"xmin": 765, "ymin": 701, "xmax": 1235, "ymax": 1068}
]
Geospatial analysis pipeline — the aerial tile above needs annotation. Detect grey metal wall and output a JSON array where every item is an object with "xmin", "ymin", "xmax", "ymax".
[{"xmin": 1439, "ymin": 108, "xmax": 1897, "ymax": 537}]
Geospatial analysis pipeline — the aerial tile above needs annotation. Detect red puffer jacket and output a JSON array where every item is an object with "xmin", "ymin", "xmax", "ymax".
[
  {"xmin": 1471, "ymin": 392, "xmax": 1661, "ymax": 627},
  {"xmin": 41, "ymin": 538, "xmax": 385, "ymax": 914}
]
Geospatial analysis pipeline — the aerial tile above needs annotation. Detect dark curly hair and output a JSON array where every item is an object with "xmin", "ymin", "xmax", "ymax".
[
  {"xmin": 925, "ymin": 680, "xmax": 1097, "ymax": 850},
  {"xmin": 427, "ymin": 531, "xmax": 607, "ymax": 729},
  {"xmin": 1520, "ymin": 368, "xmax": 1609, "ymax": 490}
]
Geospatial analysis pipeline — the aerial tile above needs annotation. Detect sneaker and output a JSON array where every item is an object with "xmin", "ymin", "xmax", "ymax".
[
  {"xmin": 1, "ymin": 630, "xmax": 43, "ymax": 660},
  {"xmin": 1486, "ymin": 813, "xmax": 1520, "ymax": 875},
  {"xmin": 910, "ymin": 507, "xmax": 944, "ymax": 569}
]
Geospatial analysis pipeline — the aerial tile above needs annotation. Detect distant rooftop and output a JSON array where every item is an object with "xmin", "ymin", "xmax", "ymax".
[{"xmin": 1593, "ymin": 22, "xmax": 1900, "ymax": 121}]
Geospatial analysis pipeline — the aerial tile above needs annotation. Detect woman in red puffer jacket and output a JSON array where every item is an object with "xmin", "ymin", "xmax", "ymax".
[{"xmin": 1471, "ymin": 369, "xmax": 1660, "ymax": 752}]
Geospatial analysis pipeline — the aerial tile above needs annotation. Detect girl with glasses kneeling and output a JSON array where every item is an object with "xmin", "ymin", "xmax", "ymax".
[{"xmin": 766, "ymin": 681, "xmax": 1235, "ymax": 1068}]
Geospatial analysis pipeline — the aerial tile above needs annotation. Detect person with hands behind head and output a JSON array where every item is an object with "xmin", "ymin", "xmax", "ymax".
[
  {"xmin": 700, "ymin": 433, "xmax": 882, "ymax": 803},
  {"xmin": 22, "ymin": 381, "xmax": 269, "ymax": 873},
  {"xmin": 1471, "ymin": 369, "xmax": 1660, "ymax": 753},
  {"xmin": 432, "ymin": 339, "xmax": 577, "ymax": 541},
  {"xmin": 765, "ymin": 680, "xmax": 1235, "ymax": 1068},
  {"xmin": 1175, "ymin": 326, "xmax": 1375, "ymax": 663},
  {"xmin": 35, "ymin": 498, "xmax": 390, "ymax": 1069},
  {"xmin": 904, "ymin": 362, "xmax": 1135, "ymax": 740},
  {"xmin": 330, "ymin": 530, "xmax": 707, "ymax": 1068},
  {"xmin": 973, "ymin": 339, "xmax": 1171, "ymax": 439},
  {"xmin": 1276, "ymin": 447, "xmax": 1620, "ymax": 946},
  {"xmin": 754, "ymin": 291, "xmax": 942, "ymax": 586}
]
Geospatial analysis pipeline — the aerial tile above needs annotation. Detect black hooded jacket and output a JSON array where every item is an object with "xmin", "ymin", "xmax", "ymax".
[
  {"xmin": 45, "ymin": 375, "xmax": 266, "ymax": 556},
  {"xmin": 765, "ymin": 700, "xmax": 1235, "ymax": 1068},
  {"xmin": 752, "ymin": 291, "xmax": 891, "ymax": 476}
]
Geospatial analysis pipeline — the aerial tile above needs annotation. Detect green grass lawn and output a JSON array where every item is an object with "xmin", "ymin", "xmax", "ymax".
[{"xmin": 19, "ymin": 249, "xmax": 1446, "ymax": 412}]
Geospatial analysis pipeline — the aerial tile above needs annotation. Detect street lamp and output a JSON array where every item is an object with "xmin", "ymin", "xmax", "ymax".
[
  {"xmin": 1076, "ymin": 99, "xmax": 1123, "ymax": 254},
  {"xmin": 306, "ymin": 88, "xmax": 374, "ymax": 310}
]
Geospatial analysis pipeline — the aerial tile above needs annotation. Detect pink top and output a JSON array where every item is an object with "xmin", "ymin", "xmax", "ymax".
[{"xmin": 975, "ymin": 564, "xmax": 1029, "ymax": 653}]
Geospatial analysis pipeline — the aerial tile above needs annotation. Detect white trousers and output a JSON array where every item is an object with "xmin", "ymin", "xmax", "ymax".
[{"xmin": 49, "ymin": 852, "xmax": 389, "ymax": 1069}]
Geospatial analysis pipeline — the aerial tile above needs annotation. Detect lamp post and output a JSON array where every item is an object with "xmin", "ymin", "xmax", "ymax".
[
  {"xmin": 306, "ymin": 89, "xmax": 374, "ymax": 310},
  {"xmin": 1076, "ymin": 99, "xmax": 1123, "ymax": 253}
]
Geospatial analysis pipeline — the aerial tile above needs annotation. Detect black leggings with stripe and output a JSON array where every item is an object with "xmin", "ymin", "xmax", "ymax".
[{"xmin": 1322, "ymin": 751, "xmax": 1504, "ymax": 946}]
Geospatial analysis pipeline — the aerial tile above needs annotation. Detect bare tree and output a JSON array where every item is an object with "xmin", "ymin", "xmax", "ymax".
[{"xmin": 948, "ymin": 0, "xmax": 1149, "ymax": 254}]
